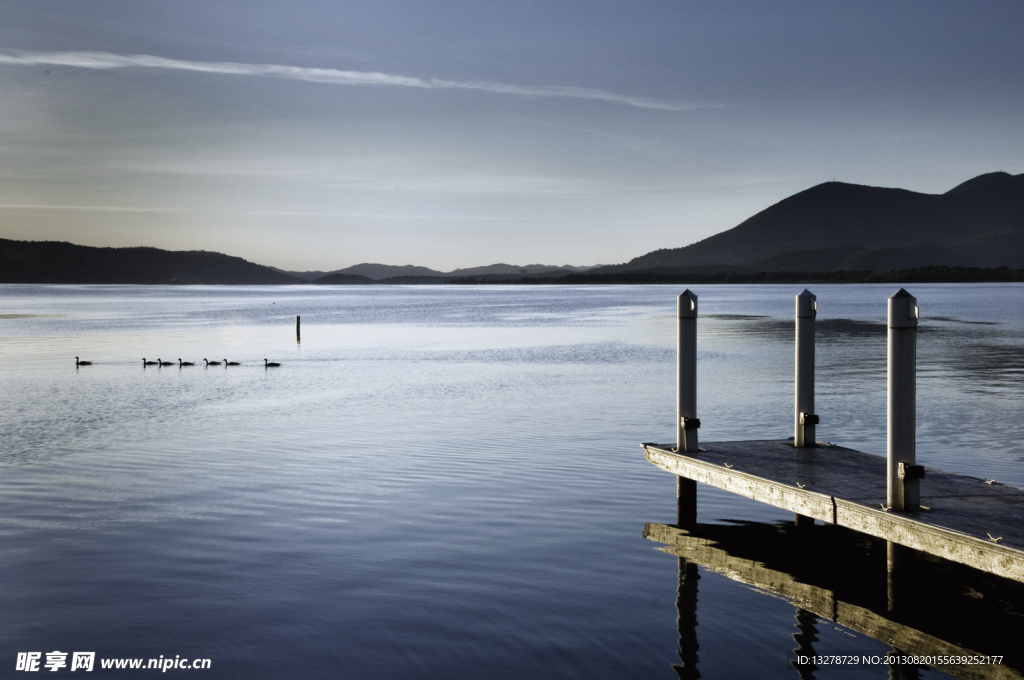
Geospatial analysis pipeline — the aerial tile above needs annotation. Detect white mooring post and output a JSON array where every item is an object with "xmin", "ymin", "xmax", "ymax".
[
  {"xmin": 677, "ymin": 290, "xmax": 699, "ymax": 452},
  {"xmin": 676, "ymin": 290, "xmax": 699, "ymax": 529},
  {"xmin": 887, "ymin": 289, "xmax": 920, "ymax": 511},
  {"xmin": 794, "ymin": 289, "xmax": 817, "ymax": 448}
]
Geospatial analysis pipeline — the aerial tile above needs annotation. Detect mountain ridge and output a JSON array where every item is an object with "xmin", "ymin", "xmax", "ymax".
[
  {"xmin": 0, "ymin": 239, "xmax": 302, "ymax": 285},
  {"xmin": 594, "ymin": 171, "xmax": 1024, "ymax": 275},
  {"xmin": 306, "ymin": 262, "xmax": 600, "ymax": 281},
  {"xmin": 0, "ymin": 239, "xmax": 600, "ymax": 285},
  {"xmin": 3, "ymin": 171, "xmax": 1021, "ymax": 283}
]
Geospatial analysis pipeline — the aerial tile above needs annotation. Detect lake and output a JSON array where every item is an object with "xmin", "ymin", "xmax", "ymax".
[{"xmin": 2, "ymin": 283, "xmax": 1023, "ymax": 678}]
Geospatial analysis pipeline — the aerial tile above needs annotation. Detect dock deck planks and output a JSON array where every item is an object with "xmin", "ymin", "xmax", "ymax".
[{"xmin": 642, "ymin": 440, "xmax": 1024, "ymax": 581}]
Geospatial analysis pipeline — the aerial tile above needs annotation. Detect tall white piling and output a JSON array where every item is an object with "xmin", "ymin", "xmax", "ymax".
[
  {"xmin": 794, "ymin": 290, "xmax": 817, "ymax": 448},
  {"xmin": 887, "ymin": 289, "xmax": 919, "ymax": 511},
  {"xmin": 676, "ymin": 290, "xmax": 699, "ymax": 529},
  {"xmin": 677, "ymin": 290, "xmax": 699, "ymax": 452}
]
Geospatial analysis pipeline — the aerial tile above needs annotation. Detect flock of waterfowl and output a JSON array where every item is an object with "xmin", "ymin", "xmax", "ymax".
[{"xmin": 75, "ymin": 357, "xmax": 281, "ymax": 367}]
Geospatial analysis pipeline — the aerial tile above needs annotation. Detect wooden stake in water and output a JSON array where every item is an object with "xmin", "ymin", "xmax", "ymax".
[
  {"xmin": 794, "ymin": 290, "xmax": 817, "ymax": 447},
  {"xmin": 887, "ymin": 289, "xmax": 919, "ymax": 511},
  {"xmin": 677, "ymin": 290, "xmax": 699, "ymax": 529},
  {"xmin": 296, "ymin": 315, "xmax": 301, "ymax": 343}
]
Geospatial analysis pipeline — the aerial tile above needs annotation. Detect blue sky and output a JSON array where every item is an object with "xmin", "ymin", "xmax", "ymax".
[{"xmin": 1, "ymin": 1, "xmax": 1021, "ymax": 270}]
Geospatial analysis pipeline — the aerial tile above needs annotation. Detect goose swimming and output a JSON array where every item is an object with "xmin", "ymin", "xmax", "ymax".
[
  {"xmin": 179, "ymin": 359, "xmax": 195, "ymax": 366},
  {"xmin": 75, "ymin": 356, "xmax": 92, "ymax": 366},
  {"xmin": 224, "ymin": 359, "xmax": 240, "ymax": 366},
  {"xmin": 158, "ymin": 358, "xmax": 174, "ymax": 366},
  {"xmin": 203, "ymin": 359, "xmax": 222, "ymax": 366},
  {"xmin": 143, "ymin": 358, "xmax": 158, "ymax": 366},
  {"xmin": 264, "ymin": 358, "xmax": 280, "ymax": 367}
]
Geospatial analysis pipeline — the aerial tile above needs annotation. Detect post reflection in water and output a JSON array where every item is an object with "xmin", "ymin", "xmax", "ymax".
[
  {"xmin": 888, "ymin": 646, "xmax": 922, "ymax": 680},
  {"xmin": 790, "ymin": 608, "xmax": 819, "ymax": 679},
  {"xmin": 646, "ymin": 521, "xmax": 1024, "ymax": 680},
  {"xmin": 885, "ymin": 542, "xmax": 924, "ymax": 680},
  {"xmin": 886, "ymin": 540, "xmax": 913, "ymax": 616},
  {"xmin": 674, "ymin": 557, "xmax": 700, "ymax": 679}
]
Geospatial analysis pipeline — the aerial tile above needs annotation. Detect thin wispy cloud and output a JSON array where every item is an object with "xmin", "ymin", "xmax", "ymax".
[{"xmin": 0, "ymin": 49, "xmax": 706, "ymax": 112}]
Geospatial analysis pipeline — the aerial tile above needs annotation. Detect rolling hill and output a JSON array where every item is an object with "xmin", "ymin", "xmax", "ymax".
[
  {"xmin": 0, "ymin": 239, "xmax": 302, "ymax": 284},
  {"xmin": 597, "ymin": 171, "xmax": 1024, "ymax": 275}
]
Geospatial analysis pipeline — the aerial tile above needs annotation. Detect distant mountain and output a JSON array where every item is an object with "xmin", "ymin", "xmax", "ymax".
[
  {"xmin": 447, "ymin": 263, "xmax": 597, "ymax": 277},
  {"xmin": 0, "ymin": 239, "xmax": 602, "ymax": 286},
  {"xmin": 311, "ymin": 273, "xmax": 375, "ymax": 285},
  {"xmin": 0, "ymin": 239, "xmax": 301, "ymax": 284},
  {"xmin": 313, "ymin": 262, "xmax": 600, "ymax": 283},
  {"xmin": 327, "ymin": 263, "xmax": 445, "ymax": 280},
  {"xmin": 268, "ymin": 267, "xmax": 330, "ymax": 282},
  {"xmin": 596, "ymin": 171, "xmax": 1024, "ymax": 275}
]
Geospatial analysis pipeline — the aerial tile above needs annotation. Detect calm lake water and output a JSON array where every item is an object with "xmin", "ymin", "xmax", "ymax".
[{"xmin": 1, "ymin": 283, "xmax": 1023, "ymax": 678}]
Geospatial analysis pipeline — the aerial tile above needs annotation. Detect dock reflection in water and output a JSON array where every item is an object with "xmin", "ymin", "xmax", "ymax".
[{"xmin": 645, "ymin": 521, "xmax": 1024, "ymax": 679}]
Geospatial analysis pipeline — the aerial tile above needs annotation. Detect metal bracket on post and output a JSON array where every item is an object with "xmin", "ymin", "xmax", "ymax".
[
  {"xmin": 798, "ymin": 412, "xmax": 819, "ymax": 426},
  {"xmin": 679, "ymin": 417, "xmax": 701, "ymax": 431},
  {"xmin": 898, "ymin": 463, "xmax": 925, "ymax": 480}
]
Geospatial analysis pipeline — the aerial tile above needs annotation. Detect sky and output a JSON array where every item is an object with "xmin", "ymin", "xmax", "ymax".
[{"xmin": 0, "ymin": 1, "xmax": 1022, "ymax": 272}]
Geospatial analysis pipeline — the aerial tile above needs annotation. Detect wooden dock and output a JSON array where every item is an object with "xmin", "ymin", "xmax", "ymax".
[
  {"xmin": 644, "ymin": 289, "xmax": 1024, "ymax": 675},
  {"xmin": 649, "ymin": 288, "xmax": 1024, "ymax": 587},
  {"xmin": 643, "ymin": 521, "xmax": 1024, "ymax": 680},
  {"xmin": 643, "ymin": 440, "xmax": 1024, "ymax": 582}
]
